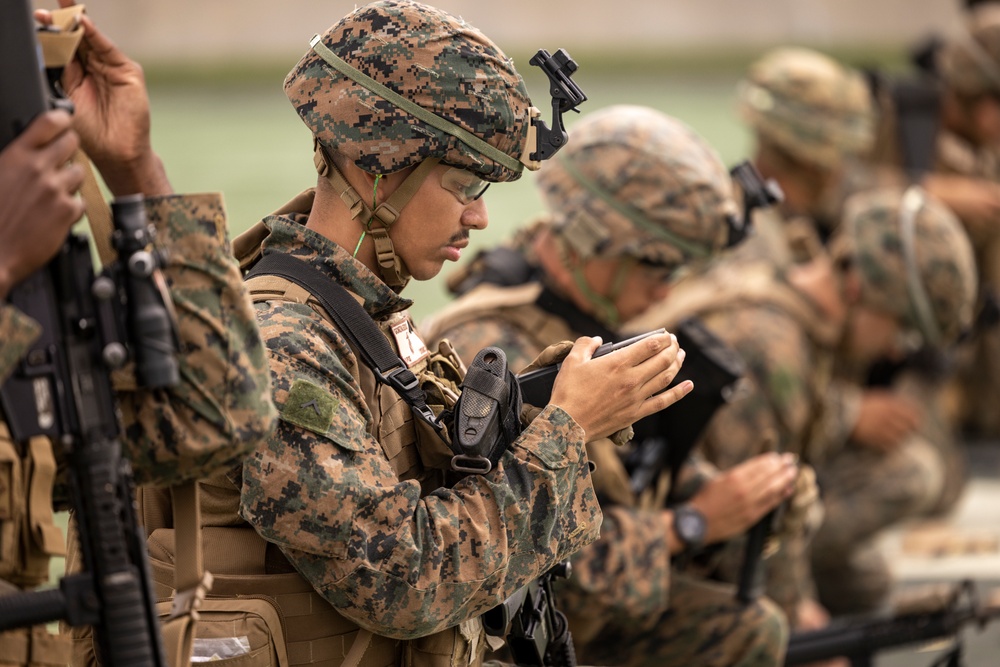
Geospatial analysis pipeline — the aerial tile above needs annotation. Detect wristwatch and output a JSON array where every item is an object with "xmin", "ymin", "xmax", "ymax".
[{"xmin": 672, "ymin": 504, "xmax": 707, "ymax": 552}]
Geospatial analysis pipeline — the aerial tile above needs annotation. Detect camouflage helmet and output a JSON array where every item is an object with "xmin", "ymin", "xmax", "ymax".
[
  {"xmin": 836, "ymin": 186, "xmax": 977, "ymax": 347},
  {"xmin": 536, "ymin": 104, "xmax": 739, "ymax": 273},
  {"xmin": 737, "ymin": 47, "xmax": 875, "ymax": 169},
  {"xmin": 938, "ymin": 5, "xmax": 1000, "ymax": 98},
  {"xmin": 284, "ymin": 0, "xmax": 534, "ymax": 183}
]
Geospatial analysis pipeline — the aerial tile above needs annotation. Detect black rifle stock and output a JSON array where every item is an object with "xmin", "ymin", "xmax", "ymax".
[
  {"xmin": 785, "ymin": 581, "xmax": 1000, "ymax": 667},
  {"xmin": 0, "ymin": 4, "xmax": 176, "ymax": 665}
]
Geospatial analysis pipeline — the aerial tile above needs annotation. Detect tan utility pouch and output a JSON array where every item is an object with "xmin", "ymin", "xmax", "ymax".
[
  {"xmin": 0, "ymin": 429, "xmax": 66, "ymax": 588},
  {"xmin": 154, "ymin": 596, "xmax": 288, "ymax": 667}
]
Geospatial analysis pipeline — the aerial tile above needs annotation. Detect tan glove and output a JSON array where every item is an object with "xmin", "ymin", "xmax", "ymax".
[
  {"xmin": 771, "ymin": 463, "xmax": 824, "ymax": 545},
  {"xmin": 518, "ymin": 340, "xmax": 575, "ymax": 374}
]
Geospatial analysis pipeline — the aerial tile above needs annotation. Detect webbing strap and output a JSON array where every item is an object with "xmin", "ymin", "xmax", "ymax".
[
  {"xmin": 169, "ymin": 481, "xmax": 213, "ymax": 620},
  {"xmin": 37, "ymin": 5, "xmax": 116, "ymax": 266},
  {"xmin": 246, "ymin": 252, "xmax": 443, "ymax": 431},
  {"xmin": 341, "ymin": 629, "xmax": 374, "ymax": 667}
]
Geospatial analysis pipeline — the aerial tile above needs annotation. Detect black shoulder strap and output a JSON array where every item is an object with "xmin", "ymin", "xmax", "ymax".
[{"xmin": 247, "ymin": 252, "xmax": 442, "ymax": 429}]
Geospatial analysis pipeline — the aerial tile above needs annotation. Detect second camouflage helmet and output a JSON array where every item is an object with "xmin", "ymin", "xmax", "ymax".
[
  {"xmin": 536, "ymin": 104, "xmax": 739, "ymax": 272},
  {"xmin": 837, "ymin": 186, "xmax": 977, "ymax": 347},
  {"xmin": 284, "ymin": 0, "xmax": 534, "ymax": 182},
  {"xmin": 737, "ymin": 47, "xmax": 875, "ymax": 170}
]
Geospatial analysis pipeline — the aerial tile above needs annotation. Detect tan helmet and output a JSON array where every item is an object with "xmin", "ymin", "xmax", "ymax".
[
  {"xmin": 938, "ymin": 4, "xmax": 1000, "ymax": 98},
  {"xmin": 536, "ymin": 104, "xmax": 739, "ymax": 273},
  {"xmin": 737, "ymin": 47, "xmax": 875, "ymax": 170},
  {"xmin": 836, "ymin": 186, "xmax": 977, "ymax": 347}
]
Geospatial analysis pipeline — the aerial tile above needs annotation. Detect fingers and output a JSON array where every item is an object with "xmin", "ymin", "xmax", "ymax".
[
  {"xmin": 567, "ymin": 335, "xmax": 602, "ymax": 363},
  {"xmin": 635, "ymin": 378, "xmax": 693, "ymax": 420},
  {"xmin": 77, "ymin": 15, "xmax": 129, "ymax": 67},
  {"xmin": 21, "ymin": 110, "xmax": 75, "ymax": 149}
]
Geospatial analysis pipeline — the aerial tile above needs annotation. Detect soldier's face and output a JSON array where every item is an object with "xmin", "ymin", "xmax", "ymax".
[{"xmin": 389, "ymin": 163, "xmax": 490, "ymax": 281}]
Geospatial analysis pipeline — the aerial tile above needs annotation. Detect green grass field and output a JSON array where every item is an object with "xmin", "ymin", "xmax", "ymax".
[{"xmin": 144, "ymin": 69, "xmax": 752, "ymax": 322}]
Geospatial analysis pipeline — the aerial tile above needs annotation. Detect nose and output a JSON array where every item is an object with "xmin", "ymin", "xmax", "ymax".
[{"xmin": 462, "ymin": 196, "xmax": 489, "ymax": 231}]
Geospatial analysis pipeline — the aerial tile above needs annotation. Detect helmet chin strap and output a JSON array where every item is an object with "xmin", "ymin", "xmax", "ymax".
[
  {"xmin": 555, "ymin": 236, "xmax": 629, "ymax": 329},
  {"xmin": 314, "ymin": 142, "xmax": 439, "ymax": 288}
]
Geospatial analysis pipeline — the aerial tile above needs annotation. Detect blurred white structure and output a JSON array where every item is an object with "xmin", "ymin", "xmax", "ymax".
[{"xmin": 62, "ymin": 0, "xmax": 965, "ymax": 65}]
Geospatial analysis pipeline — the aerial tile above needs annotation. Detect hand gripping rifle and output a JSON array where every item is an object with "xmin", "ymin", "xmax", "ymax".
[
  {"xmin": 0, "ymin": 3, "xmax": 177, "ymax": 666},
  {"xmin": 785, "ymin": 580, "xmax": 1000, "ymax": 667}
]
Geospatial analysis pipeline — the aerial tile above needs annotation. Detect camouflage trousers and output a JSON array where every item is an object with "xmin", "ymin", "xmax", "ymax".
[
  {"xmin": 564, "ymin": 570, "xmax": 788, "ymax": 667},
  {"xmin": 810, "ymin": 433, "xmax": 946, "ymax": 616}
]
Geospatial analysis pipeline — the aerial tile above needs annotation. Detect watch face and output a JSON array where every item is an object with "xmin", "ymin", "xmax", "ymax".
[{"xmin": 676, "ymin": 507, "xmax": 706, "ymax": 547}]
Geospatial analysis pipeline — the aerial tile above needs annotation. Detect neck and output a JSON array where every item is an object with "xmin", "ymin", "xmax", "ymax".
[{"xmin": 308, "ymin": 173, "xmax": 381, "ymax": 274}]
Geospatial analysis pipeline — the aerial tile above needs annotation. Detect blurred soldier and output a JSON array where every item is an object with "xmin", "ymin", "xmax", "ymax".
[
  {"xmin": 422, "ymin": 105, "xmax": 796, "ymax": 667},
  {"xmin": 630, "ymin": 185, "xmax": 976, "ymax": 625},
  {"xmin": 734, "ymin": 46, "xmax": 874, "ymax": 263},
  {"xmin": 807, "ymin": 189, "xmax": 978, "ymax": 616},
  {"xmin": 141, "ymin": 3, "xmax": 690, "ymax": 667},
  {"xmin": 873, "ymin": 5, "xmax": 1000, "ymax": 438},
  {"xmin": 2, "ymin": 4, "xmax": 278, "ymax": 665}
]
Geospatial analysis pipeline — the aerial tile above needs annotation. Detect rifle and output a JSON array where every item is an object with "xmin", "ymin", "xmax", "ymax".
[
  {"xmin": 483, "ymin": 563, "xmax": 577, "ymax": 667},
  {"xmin": 785, "ymin": 580, "xmax": 1000, "ymax": 667},
  {"xmin": 728, "ymin": 160, "xmax": 783, "ymax": 247},
  {"xmin": 0, "ymin": 3, "xmax": 176, "ymax": 665}
]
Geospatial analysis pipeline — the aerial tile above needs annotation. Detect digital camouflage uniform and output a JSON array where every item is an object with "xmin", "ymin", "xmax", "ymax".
[
  {"xmin": 2, "ymin": 192, "xmax": 277, "ymax": 667},
  {"xmin": 144, "ymin": 4, "xmax": 604, "ymax": 667},
  {"xmin": 422, "ymin": 106, "xmax": 787, "ymax": 667},
  {"xmin": 809, "ymin": 188, "xmax": 977, "ymax": 616},
  {"xmin": 0, "ymin": 306, "xmax": 41, "ymax": 386}
]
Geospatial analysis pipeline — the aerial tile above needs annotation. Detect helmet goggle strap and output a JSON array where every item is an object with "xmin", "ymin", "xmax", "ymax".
[
  {"xmin": 314, "ymin": 141, "xmax": 439, "ymax": 288},
  {"xmin": 898, "ymin": 186, "xmax": 941, "ymax": 346}
]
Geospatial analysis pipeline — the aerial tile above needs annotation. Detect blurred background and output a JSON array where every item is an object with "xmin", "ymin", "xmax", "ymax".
[{"xmin": 56, "ymin": 0, "xmax": 971, "ymax": 320}]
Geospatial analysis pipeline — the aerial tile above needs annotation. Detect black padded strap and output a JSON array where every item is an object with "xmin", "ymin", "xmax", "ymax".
[{"xmin": 247, "ymin": 252, "xmax": 441, "ymax": 428}]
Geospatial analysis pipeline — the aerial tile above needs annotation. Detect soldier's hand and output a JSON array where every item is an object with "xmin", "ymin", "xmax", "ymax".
[
  {"xmin": 0, "ymin": 110, "xmax": 84, "ymax": 300},
  {"xmin": 923, "ymin": 174, "xmax": 1000, "ymax": 243},
  {"xmin": 549, "ymin": 332, "xmax": 692, "ymax": 441},
  {"xmin": 36, "ymin": 2, "xmax": 171, "ymax": 197},
  {"xmin": 795, "ymin": 598, "xmax": 851, "ymax": 667},
  {"xmin": 687, "ymin": 452, "xmax": 797, "ymax": 545},
  {"xmin": 850, "ymin": 389, "xmax": 921, "ymax": 451}
]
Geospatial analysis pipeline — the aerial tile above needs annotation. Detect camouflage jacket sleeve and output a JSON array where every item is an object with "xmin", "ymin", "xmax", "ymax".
[
  {"xmin": 0, "ymin": 303, "xmax": 41, "ymax": 384},
  {"xmin": 699, "ymin": 305, "xmax": 819, "ymax": 465},
  {"xmin": 241, "ymin": 304, "xmax": 601, "ymax": 640},
  {"xmin": 559, "ymin": 506, "xmax": 671, "ymax": 622},
  {"xmin": 115, "ymin": 194, "xmax": 277, "ymax": 486}
]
